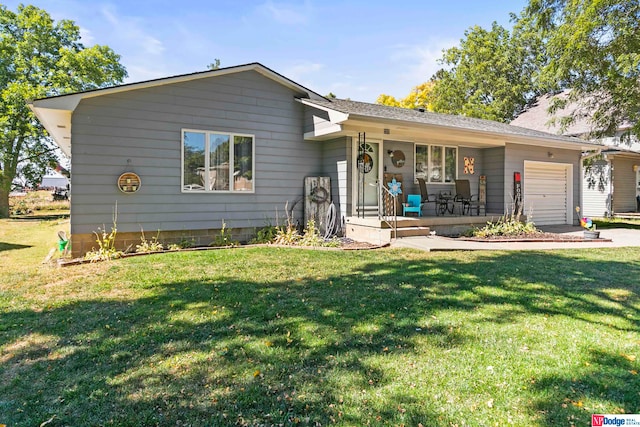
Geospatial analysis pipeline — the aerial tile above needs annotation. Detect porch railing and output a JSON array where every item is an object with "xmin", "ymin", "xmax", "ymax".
[{"xmin": 378, "ymin": 181, "xmax": 397, "ymax": 239}]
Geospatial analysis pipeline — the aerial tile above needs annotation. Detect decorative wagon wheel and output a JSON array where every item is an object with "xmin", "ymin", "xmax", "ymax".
[{"xmin": 309, "ymin": 186, "xmax": 329, "ymax": 204}]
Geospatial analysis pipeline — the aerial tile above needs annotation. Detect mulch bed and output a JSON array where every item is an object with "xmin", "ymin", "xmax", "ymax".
[
  {"xmin": 459, "ymin": 232, "xmax": 612, "ymax": 243},
  {"xmin": 56, "ymin": 239, "xmax": 386, "ymax": 267}
]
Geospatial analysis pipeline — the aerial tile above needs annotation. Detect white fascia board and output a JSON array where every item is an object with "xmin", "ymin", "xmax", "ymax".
[
  {"xmin": 298, "ymin": 98, "xmax": 349, "ymax": 123},
  {"xmin": 27, "ymin": 103, "xmax": 73, "ymax": 157},
  {"xmin": 299, "ymin": 98, "xmax": 349, "ymax": 139},
  {"xmin": 303, "ymin": 124, "xmax": 344, "ymax": 140},
  {"xmin": 505, "ymin": 135, "xmax": 598, "ymax": 151}
]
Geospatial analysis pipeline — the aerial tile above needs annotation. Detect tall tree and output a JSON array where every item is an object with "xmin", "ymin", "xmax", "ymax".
[
  {"xmin": 377, "ymin": 82, "xmax": 435, "ymax": 110},
  {"xmin": 428, "ymin": 19, "xmax": 549, "ymax": 123},
  {"xmin": 0, "ymin": 4, "xmax": 127, "ymax": 217},
  {"xmin": 525, "ymin": 0, "xmax": 640, "ymax": 138},
  {"xmin": 207, "ymin": 58, "xmax": 221, "ymax": 70}
]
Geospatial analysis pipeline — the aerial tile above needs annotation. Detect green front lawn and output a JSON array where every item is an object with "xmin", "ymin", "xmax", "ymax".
[{"xmin": 1, "ymin": 219, "xmax": 639, "ymax": 426}]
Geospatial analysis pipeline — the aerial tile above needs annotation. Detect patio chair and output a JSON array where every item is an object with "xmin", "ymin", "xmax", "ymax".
[
  {"xmin": 454, "ymin": 179, "xmax": 482, "ymax": 215},
  {"xmin": 402, "ymin": 194, "xmax": 423, "ymax": 217},
  {"xmin": 417, "ymin": 178, "xmax": 438, "ymax": 215}
]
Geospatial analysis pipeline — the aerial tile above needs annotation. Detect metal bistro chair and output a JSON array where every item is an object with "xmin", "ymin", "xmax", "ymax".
[
  {"xmin": 454, "ymin": 179, "xmax": 481, "ymax": 215},
  {"xmin": 417, "ymin": 178, "xmax": 438, "ymax": 215}
]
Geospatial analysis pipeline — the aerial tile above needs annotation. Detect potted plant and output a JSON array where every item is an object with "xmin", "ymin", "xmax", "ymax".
[{"xmin": 575, "ymin": 207, "xmax": 600, "ymax": 239}]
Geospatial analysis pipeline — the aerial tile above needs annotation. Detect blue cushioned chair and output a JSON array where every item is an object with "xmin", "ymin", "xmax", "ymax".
[{"xmin": 403, "ymin": 194, "xmax": 423, "ymax": 217}]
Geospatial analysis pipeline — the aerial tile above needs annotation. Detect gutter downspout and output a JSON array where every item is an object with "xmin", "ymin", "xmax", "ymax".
[
  {"xmin": 581, "ymin": 148, "xmax": 602, "ymax": 161},
  {"xmin": 579, "ymin": 148, "xmax": 603, "ymax": 218}
]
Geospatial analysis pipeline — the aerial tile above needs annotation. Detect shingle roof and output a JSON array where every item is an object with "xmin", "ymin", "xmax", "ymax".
[
  {"xmin": 305, "ymin": 98, "xmax": 597, "ymax": 146},
  {"xmin": 510, "ymin": 91, "xmax": 595, "ymax": 136}
]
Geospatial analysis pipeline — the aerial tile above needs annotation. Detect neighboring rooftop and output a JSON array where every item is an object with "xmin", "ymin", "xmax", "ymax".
[{"xmin": 510, "ymin": 91, "xmax": 595, "ymax": 137}]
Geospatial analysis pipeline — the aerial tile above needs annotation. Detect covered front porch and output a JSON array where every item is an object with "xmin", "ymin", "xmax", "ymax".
[{"xmin": 302, "ymin": 97, "xmax": 592, "ymax": 240}]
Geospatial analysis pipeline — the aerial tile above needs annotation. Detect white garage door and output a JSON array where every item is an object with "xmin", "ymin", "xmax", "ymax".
[{"xmin": 524, "ymin": 162, "xmax": 571, "ymax": 225}]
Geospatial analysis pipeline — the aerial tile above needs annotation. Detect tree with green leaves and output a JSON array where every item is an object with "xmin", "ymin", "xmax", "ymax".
[
  {"xmin": 207, "ymin": 58, "xmax": 221, "ymax": 70},
  {"xmin": 428, "ymin": 19, "xmax": 548, "ymax": 123},
  {"xmin": 0, "ymin": 4, "xmax": 127, "ymax": 217},
  {"xmin": 524, "ymin": 0, "xmax": 640, "ymax": 138}
]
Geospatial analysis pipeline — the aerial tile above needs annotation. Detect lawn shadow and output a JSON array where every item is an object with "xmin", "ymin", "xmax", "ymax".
[
  {"xmin": 1, "ymin": 248, "xmax": 638, "ymax": 426},
  {"xmin": 1, "ymin": 272, "xmax": 458, "ymax": 426},
  {"xmin": 595, "ymin": 220, "xmax": 640, "ymax": 230},
  {"xmin": 531, "ymin": 348, "xmax": 640, "ymax": 425},
  {"xmin": 0, "ymin": 242, "xmax": 32, "ymax": 252},
  {"xmin": 9, "ymin": 213, "xmax": 69, "ymax": 221}
]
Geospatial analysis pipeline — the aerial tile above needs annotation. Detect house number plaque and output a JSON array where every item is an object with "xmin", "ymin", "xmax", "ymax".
[{"xmin": 118, "ymin": 172, "xmax": 141, "ymax": 193}]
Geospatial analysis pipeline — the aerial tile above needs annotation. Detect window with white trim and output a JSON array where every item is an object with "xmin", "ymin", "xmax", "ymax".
[
  {"xmin": 182, "ymin": 129, "xmax": 254, "ymax": 192},
  {"xmin": 415, "ymin": 144, "xmax": 457, "ymax": 183}
]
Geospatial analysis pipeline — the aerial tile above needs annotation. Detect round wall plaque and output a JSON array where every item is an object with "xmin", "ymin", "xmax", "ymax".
[
  {"xmin": 118, "ymin": 172, "xmax": 141, "ymax": 193},
  {"xmin": 390, "ymin": 150, "xmax": 405, "ymax": 168}
]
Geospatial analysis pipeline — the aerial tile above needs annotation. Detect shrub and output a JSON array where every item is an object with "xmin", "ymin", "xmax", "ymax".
[
  {"xmin": 210, "ymin": 221, "xmax": 238, "ymax": 247},
  {"xmin": 274, "ymin": 223, "xmax": 301, "ymax": 245},
  {"xmin": 135, "ymin": 229, "xmax": 164, "ymax": 253},
  {"xmin": 85, "ymin": 225, "xmax": 122, "ymax": 261},
  {"xmin": 299, "ymin": 219, "xmax": 324, "ymax": 247},
  {"xmin": 250, "ymin": 225, "xmax": 279, "ymax": 244},
  {"xmin": 472, "ymin": 211, "xmax": 540, "ymax": 238},
  {"xmin": 84, "ymin": 203, "xmax": 123, "ymax": 261}
]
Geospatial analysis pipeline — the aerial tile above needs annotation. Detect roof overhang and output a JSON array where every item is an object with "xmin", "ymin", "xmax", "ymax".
[
  {"xmin": 301, "ymin": 100, "xmax": 597, "ymax": 151},
  {"xmin": 29, "ymin": 63, "xmax": 325, "ymax": 157},
  {"xmin": 602, "ymin": 149, "xmax": 640, "ymax": 159}
]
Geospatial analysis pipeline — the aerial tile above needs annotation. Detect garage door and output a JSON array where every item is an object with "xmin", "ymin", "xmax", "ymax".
[{"xmin": 524, "ymin": 162, "xmax": 571, "ymax": 225}]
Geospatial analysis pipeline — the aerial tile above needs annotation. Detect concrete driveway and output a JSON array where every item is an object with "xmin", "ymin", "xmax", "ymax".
[{"xmin": 391, "ymin": 226, "xmax": 640, "ymax": 251}]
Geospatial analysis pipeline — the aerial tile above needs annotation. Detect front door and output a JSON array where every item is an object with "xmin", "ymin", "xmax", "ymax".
[{"xmin": 355, "ymin": 140, "xmax": 380, "ymax": 214}]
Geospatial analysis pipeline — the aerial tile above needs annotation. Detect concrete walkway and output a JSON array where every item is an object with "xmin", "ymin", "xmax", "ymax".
[{"xmin": 391, "ymin": 226, "xmax": 640, "ymax": 251}]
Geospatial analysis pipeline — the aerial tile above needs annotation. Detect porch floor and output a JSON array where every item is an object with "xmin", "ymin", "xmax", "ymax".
[
  {"xmin": 346, "ymin": 213, "xmax": 505, "ymax": 229},
  {"xmin": 345, "ymin": 213, "xmax": 505, "ymax": 246}
]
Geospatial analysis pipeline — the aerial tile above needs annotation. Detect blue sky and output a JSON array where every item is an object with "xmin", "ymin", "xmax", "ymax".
[{"xmin": 7, "ymin": 0, "xmax": 528, "ymax": 102}]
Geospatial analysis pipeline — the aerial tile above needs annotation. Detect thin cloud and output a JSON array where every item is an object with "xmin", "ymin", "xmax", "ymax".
[
  {"xmin": 386, "ymin": 39, "xmax": 457, "ymax": 96},
  {"xmin": 285, "ymin": 61, "xmax": 324, "ymax": 79},
  {"xmin": 258, "ymin": 1, "xmax": 312, "ymax": 25},
  {"xmin": 126, "ymin": 64, "xmax": 170, "ymax": 82},
  {"xmin": 100, "ymin": 5, "xmax": 165, "ymax": 56},
  {"xmin": 79, "ymin": 27, "xmax": 95, "ymax": 45}
]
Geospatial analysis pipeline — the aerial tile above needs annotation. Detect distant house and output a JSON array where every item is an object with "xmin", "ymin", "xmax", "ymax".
[
  {"xmin": 511, "ymin": 90, "xmax": 640, "ymax": 217},
  {"xmin": 29, "ymin": 63, "xmax": 596, "ymax": 256},
  {"xmin": 40, "ymin": 171, "xmax": 70, "ymax": 189}
]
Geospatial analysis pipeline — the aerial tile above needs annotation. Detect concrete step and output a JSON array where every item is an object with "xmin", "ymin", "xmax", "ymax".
[{"xmin": 395, "ymin": 226, "xmax": 431, "ymax": 238}]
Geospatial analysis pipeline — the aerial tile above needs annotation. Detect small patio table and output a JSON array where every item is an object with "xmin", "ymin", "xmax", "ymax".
[{"xmin": 436, "ymin": 192, "xmax": 455, "ymax": 216}]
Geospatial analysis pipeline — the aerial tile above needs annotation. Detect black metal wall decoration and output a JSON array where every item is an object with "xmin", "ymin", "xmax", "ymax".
[{"xmin": 514, "ymin": 172, "xmax": 522, "ymax": 212}]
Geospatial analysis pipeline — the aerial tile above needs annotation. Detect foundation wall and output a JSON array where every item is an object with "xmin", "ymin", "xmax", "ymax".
[{"xmin": 70, "ymin": 226, "xmax": 254, "ymax": 258}]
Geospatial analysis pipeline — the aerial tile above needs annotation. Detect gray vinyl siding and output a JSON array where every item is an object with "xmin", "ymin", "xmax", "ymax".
[
  {"xmin": 321, "ymin": 136, "xmax": 349, "ymax": 220},
  {"xmin": 382, "ymin": 140, "xmax": 416, "ymax": 200},
  {"xmin": 458, "ymin": 147, "xmax": 482, "ymax": 196},
  {"xmin": 70, "ymin": 70, "xmax": 321, "ymax": 236},
  {"xmin": 612, "ymin": 157, "xmax": 637, "ymax": 213},
  {"xmin": 481, "ymin": 147, "xmax": 505, "ymax": 214},
  {"xmin": 505, "ymin": 143, "xmax": 581, "ymax": 223}
]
